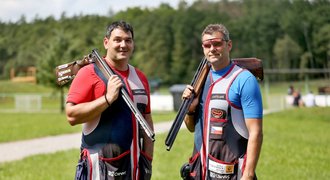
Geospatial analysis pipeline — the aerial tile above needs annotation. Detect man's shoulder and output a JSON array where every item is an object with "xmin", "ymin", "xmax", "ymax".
[
  {"xmin": 132, "ymin": 66, "xmax": 147, "ymax": 78},
  {"xmin": 79, "ymin": 63, "xmax": 95, "ymax": 73},
  {"xmin": 233, "ymin": 69, "xmax": 260, "ymax": 89},
  {"xmin": 74, "ymin": 63, "xmax": 98, "ymax": 80},
  {"xmin": 236, "ymin": 68, "xmax": 257, "ymax": 80}
]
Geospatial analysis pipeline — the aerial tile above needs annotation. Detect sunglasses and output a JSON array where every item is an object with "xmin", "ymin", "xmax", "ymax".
[{"xmin": 202, "ymin": 38, "xmax": 227, "ymax": 49}]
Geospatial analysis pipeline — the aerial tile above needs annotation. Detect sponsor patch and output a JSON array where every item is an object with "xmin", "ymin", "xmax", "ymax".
[
  {"xmin": 211, "ymin": 126, "xmax": 223, "ymax": 135},
  {"xmin": 209, "ymin": 159, "xmax": 234, "ymax": 174},
  {"xmin": 133, "ymin": 89, "xmax": 146, "ymax": 95},
  {"xmin": 211, "ymin": 108, "xmax": 226, "ymax": 119},
  {"xmin": 108, "ymin": 170, "xmax": 127, "ymax": 177},
  {"xmin": 211, "ymin": 93, "xmax": 226, "ymax": 100}
]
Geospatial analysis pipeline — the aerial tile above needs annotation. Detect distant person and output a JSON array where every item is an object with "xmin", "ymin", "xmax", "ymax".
[
  {"xmin": 293, "ymin": 89, "xmax": 302, "ymax": 107},
  {"xmin": 304, "ymin": 91, "xmax": 316, "ymax": 107},
  {"xmin": 287, "ymin": 85, "xmax": 294, "ymax": 95},
  {"xmin": 65, "ymin": 21, "xmax": 153, "ymax": 179},
  {"xmin": 182, "ymin": 23, "xmax": 263, "ymax": 180}
]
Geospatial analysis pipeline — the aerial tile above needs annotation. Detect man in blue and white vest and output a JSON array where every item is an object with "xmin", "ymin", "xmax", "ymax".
[{"xmin": 182, "ymin": 23, "xmax": 263, "ymax": 180}]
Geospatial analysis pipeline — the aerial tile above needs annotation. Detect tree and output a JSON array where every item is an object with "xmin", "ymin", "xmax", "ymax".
[
  {"xmin": 36, "ymin": 29, "xmax": 74, "ymax": 112},
  {"xmin": 130, "ymin": 4, "xmax": 176, "ymax": 84},
  {"xmin": 313, "ymin": 24, "xmax": 330, "ymax": 78},
  {"xmin": 273, "ymin": 34, "xmax": 303, "ymax": 80}
]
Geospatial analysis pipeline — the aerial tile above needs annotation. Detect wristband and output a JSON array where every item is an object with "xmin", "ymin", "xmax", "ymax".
[
  {"xmin": 104, "ymin": 94, "xmax": 111, "ymax": 106},
  {"xmin": 187, "ymin": 111, "xmax": 195, "ymax": 115}
]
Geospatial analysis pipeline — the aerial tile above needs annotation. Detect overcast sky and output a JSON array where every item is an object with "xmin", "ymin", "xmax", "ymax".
[{"xmin": 1, "ymin": 0, "xmax": 196, "ymax": 23}]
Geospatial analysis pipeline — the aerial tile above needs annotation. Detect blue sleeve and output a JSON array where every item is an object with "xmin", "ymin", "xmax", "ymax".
[{"xmin": 229, "ymin": 70, "xmax": 263, "ymax": 119}]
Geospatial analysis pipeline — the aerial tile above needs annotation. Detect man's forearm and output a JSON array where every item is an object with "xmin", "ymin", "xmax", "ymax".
[
  {"xmin": 66, "ymin": 95, "xmax": 110, "ymax": 125},
  {"xmin": 184, "ymin": 114, "xmax": 195, "ymax": 132},
  {"xmin": 143, "ymin": 114, "xmax": 154, "ymax": 158},
  {"xmin": 243, "ymin": 130, "xmax": 263, "ymax": 178}
]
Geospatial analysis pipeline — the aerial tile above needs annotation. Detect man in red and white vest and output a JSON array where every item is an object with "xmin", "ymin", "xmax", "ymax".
[{"xmin": 66, "ymin": 20, "xmax": 154, "ymax": 180}]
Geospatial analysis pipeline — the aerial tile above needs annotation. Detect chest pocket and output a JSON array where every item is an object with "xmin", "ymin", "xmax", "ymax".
[
  {"xmin": 132, "ymin": 89, "xmax": 148, "ymax": 113},
  {"xmin": 127, "ymin": 65, "xmax": 148, "ymax": 114},
  {"xmin": 208, "ymin": 92, "xmax": 228, "ymax": 141}
]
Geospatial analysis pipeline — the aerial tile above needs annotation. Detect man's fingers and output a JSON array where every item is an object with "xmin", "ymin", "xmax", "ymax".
[{"xmin": 182, "ymin": 85, "xmax": 195, "ymax": 100}]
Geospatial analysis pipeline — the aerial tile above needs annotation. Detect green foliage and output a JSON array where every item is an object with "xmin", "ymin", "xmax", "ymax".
[
  {"xmin": 0, "ymin": 0, "xmax": 329, "ymax": 84},
  {"xmin": 273, "ymin": 34, "xmax": 303, "ymax": 80},
  {"xmin": 313, "ymin": 24, "xmax": 330, "ymax": 69}
]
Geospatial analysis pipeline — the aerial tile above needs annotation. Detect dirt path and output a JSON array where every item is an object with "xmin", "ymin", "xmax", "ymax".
[{"xmin": 0, "ymin": 121, "xmax": 183, "ymax": 163}]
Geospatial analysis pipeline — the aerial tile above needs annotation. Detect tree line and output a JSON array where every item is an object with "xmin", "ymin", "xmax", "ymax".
[{"xmin": 0, "ymin": 0, "xmax": 329, "ymax": 88}]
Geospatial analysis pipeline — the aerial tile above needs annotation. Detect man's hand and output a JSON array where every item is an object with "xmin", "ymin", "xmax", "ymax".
[
  {"xmin": 182, "ymin": 85, "xmax": 199, "ymax": 114},
  {"xmin": 182, "ymin": 85, "xmax": 199, "ymax": 132},
  {"xmin": 105, "ymin": 75, "xmax": 123, "ymax": 105}
]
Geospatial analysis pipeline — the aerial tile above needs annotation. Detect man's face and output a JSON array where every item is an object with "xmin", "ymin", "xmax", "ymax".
[
  {"xmin": 103, "ymin": 28, "xmax": 134, "ymax": 62},
  {"xmin": 202, "ymin": 32, "xmax": 232, "ymax": 65}
]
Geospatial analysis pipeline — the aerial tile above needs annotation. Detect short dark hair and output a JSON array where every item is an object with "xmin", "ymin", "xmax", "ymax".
[
  {"xmin": 201, "ymin": 24, "xmax": 230, "ymax": 41},
  {"xmin": 105, "ymin": 20, "xmax": 134, "ymax": 39}
]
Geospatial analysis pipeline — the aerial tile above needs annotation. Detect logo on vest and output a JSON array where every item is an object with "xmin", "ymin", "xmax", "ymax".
[
  {"xmin": 108, "ymin": 170, "xmax": 127, "ymax": 177},
  {"xmin": 209, "ymin": 171, "xmax": 231, "ymax": 179},
  {"xmin": 211, "ymin": 108, "xmax": 226, "ymax": 119},
  {"xmin": 133, "ymin": 89, "xmax": 146, "ymax": 95},
  {"xmin": 211, "ymin": 93, "xmax": 226, "ymax": 100}
]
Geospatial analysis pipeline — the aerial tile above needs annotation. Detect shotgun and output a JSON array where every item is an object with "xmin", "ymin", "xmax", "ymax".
[
  {"xmin": 165, "ymin": 57, "xmax": 210, "ymax": 151},
  {"xmin": 165, "ymin": 57, "xmax": 263, "ymax": 151}
]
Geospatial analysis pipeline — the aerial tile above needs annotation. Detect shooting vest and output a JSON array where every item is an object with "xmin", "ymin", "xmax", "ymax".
[
  {"xmin": 190, "ymin": 64, "xmax": 248, "ymax": 180},
  {"xmin": 77, "ymin": 63, "xmax": 151, "ymax": 180}
]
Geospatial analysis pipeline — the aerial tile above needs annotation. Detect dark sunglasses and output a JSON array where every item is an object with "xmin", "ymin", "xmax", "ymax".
[{"xmin": 202, "ymin": 38, "xmax": 227, "ymax": 49}]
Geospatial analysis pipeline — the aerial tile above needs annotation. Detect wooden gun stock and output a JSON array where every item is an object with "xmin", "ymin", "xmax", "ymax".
[
  {"xmin": 232, "ymin": 57, "xmax": 263, "ymax": 81},
  {"xmin": 165, "ymin": 57, "xmax": 263, "ymax": 151},
  {"xmin": 55, "ymin": 56, "xmax": 92, "ymax": 86}
]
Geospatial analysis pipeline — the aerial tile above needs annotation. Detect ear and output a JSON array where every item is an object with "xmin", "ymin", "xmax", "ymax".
[
  {"xmin": 227, "ymin": 40, "xmax": 233, "ymax": 51},
  {"xmin": 103, "ymin": 37, "xmax": 109, "ymax": 49}
]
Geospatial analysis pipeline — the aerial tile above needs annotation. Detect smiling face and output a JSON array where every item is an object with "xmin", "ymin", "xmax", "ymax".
[
  {"xmin": 202, "ymin": 31, "xmax": 232, "ymax": 71},
  {"xmin": 103, "ymin": 28, "xmax": 134, "ymax": 69}
]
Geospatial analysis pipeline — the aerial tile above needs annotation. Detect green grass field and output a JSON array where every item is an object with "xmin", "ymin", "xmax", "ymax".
[
  {"xmin": 0, "ymin": 80, "xmax": 329, "ymax": 179},
  {"xmin": 0, "ymin": 107, "xmax": 329, "ymax": 179},
  {"xmin": 0, "ymin": 111, "xmax": 177, "ymax": 143}
]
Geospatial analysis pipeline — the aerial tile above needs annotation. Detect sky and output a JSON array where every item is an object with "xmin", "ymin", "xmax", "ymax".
[{"xmin": 1, "ymin": 0, "xmax": 196, "ymax": 23}]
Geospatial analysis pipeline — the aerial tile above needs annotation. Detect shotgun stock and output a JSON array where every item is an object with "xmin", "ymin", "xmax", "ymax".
[
  {"xmin": 232, "ymin": 58, "xmax": 264, "ymax": 81},
  {"xmin": 91, "ymin": 49, "xmax": 155, "ymax": 142},
  {"xmin": 55, "ymin": 56, "xmax": 92, "ymax": 86},
  {"xmin": 165, "ymin": 57, "xmax": 263, "ymax": 151}
]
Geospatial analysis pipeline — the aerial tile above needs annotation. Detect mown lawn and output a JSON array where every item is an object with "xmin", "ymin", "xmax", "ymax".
[
  {"xmin": 0, "ymin": 111, "xmax": 177, "ymax": 143},
  {"xmin": 0, "ymin": 107, "xmax": 329, "ymax": 179},
  {"xmin": 258, "ymin": 107, "xmax": 330, "ymax": 179}
]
